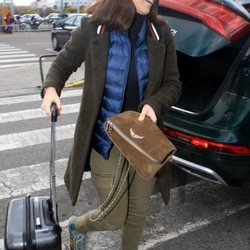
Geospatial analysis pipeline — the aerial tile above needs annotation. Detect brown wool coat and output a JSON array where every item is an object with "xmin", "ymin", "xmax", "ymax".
[{"xmin": 42, "ymin": 17, "xmax": 182, "ymax": 206}]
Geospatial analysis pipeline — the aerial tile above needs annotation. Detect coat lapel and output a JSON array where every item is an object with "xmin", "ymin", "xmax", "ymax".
[
  {"xmin": 146, "ymin": 37, "xmax": 166, "ymax": 97},
  {"xmin": 90, "ymin": 32, "xmax": 109, "ymax": 101}
]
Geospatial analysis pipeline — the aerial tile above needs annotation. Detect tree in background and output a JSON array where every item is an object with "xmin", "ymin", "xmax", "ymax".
[
  {"xmin": 8, "ymin": 3, "xmax": 87, "ymax": 17},
  {"xmin": 63, "ymin": 5, "xmax": 86, "ymax": 13},
  {"xmin": 14, "ymin": 6, "xmax": 36, "ymax": 15}
]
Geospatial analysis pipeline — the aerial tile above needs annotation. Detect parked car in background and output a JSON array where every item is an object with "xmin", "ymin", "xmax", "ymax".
[
  {"xmin": 13, "ymin": 14, "xmax": 26, "ymax": 30},
  {"xmin": 29, "ymin": 15, "xmax": 43, "ymax": 29},
  {"xmin": 22, "ymin": 13, "xmax": 43, "ymax": 24},
  {"xmin": 44, "ymin": 12, "xmax": 68, "ymax": 24},
  {"xmin": 159, "ymin": 0, "xmax": 250, "ymax": 186},
  {"xmin": 51, "ymin": 14, "xmax": 86, "ymax": 51}
]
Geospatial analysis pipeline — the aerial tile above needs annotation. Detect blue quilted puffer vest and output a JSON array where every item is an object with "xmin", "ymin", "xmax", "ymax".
[{"xmin": 92, "ymin": 19, "xmax": 149, "ymax": 159}]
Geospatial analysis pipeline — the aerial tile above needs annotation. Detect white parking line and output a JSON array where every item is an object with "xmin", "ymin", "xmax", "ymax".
[
  {"xmin": 140, "ymin": 203, "xmax": 250, "ymax": 249},
  {"xmin": 26, "ymin": 42, "xmax": 51, "ymax": 45},
  {"xmin": 46, "ymin": 48, "xmax": 57, "ymax": 52},
  {"xmin": 0, "ymin": 239, "xmax": 4, "ymax": 250}
]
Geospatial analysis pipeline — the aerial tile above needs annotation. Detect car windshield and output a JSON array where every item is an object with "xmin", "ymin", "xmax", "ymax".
[
  {"xmin": 74, "ymin": 16, "xmax": 82, "ymax": 26},
  {"xmin": 50, "ymin": 14, "xmax": 58, "ymax": 18},
  {"xmin": 64, "ymin": 16, "xmax": 76, "ymax": 26}
]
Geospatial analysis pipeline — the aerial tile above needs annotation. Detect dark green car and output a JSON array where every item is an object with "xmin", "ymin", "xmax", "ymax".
[{"xmin": 159, "ymin": 0, "xmax": 250, "ymax": 186}]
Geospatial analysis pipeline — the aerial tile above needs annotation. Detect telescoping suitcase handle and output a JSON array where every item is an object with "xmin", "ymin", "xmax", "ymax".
[
  {"xmin": 39, "ymin": 54, "xmax": 57, "ymax": 85},
  {"xmin": 50, "ymin": 102, "xmax": 58, "ymax": 224}
]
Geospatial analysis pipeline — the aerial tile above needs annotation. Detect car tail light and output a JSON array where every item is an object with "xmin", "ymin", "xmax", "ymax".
[
  {"xmin": 163, "ymin": 127, "xmax": 250, "ymax": 155},
  {"xmin": 159, "ymin": 0, "xmax": 250, "ymax": 41}
]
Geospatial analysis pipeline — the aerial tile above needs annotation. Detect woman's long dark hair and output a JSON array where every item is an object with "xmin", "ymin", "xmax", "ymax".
[{"xmin": 86, "ymin": 0, "xmax": 164, "ymax": 30}]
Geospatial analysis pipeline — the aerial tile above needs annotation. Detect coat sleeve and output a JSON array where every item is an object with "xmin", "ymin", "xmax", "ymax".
[
  {"xmin": 41, "ymin": 17, "xmax": 89, "ymax": 97},
  {"xmin": 139, "ymin": 24, "xmax": 182, "ymax": 120}
]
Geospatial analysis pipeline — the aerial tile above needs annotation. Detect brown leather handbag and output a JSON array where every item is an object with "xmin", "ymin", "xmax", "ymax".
[{"xmin": 104, "ymin": 111, "xmax": 176, "ymax": 180}]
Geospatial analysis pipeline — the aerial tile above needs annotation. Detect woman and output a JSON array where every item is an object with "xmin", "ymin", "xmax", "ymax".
[{"xmin": 41, "ymin": 0, "xmax": 181, "ymax": 249}]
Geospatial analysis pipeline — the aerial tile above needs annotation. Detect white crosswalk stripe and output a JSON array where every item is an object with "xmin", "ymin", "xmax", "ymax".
[
  {"xmin": 0, "ymin": 63, "xmax": 38, "ymax": 69},
  {"xmin": 0, "ymin": 47, "xmax": 17, "ymax": 50},
  {"xmin": 0, "ymin": 103, "xmax": 80, "ymax": 123},
  {"xmin": 0, "ymin": 89, "xmax": 82, "ymax": 105},
  {"xmin": 0, "ymin": 57, "xmax": 39, "ymax": 63},
  {"xmin": 0, "ymin": 54, "xmax": 36, "ymax": 59},
  {"xmin": 0, "ymin": 51, "xmax": 30, "ymax": 55},
  {"xmin": 0, "ymin": 43, "xmax": 40, "ymax": 69},
  {"xmin": 0, "ymin": 124, "xmax": 76, "ymax": 151}
]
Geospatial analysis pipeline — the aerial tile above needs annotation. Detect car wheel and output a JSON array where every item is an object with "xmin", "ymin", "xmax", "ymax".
[{"xmin": 52, "ymin": 35, "xmax": 60, "ymax": 51}]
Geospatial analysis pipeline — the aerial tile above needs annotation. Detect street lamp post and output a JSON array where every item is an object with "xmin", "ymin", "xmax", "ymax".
[
  {"xmin": 77, "ymin": 0, "xmax": 80, "ymax": 13},
  {"xmin": 10, "ymin": 0, "xmax": 14, "ymax": 15},
  {"xmin": 61, "ymin": 0, "xmax": 64, "ymax": 13}
]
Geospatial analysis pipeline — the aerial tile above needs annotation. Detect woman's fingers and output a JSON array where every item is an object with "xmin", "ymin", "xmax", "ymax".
[{"xmin": 138, "ymin": 104, "xmax": 157, "ymax": 123}]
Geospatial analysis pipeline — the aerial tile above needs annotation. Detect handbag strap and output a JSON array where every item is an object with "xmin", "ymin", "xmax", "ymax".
[{"xmin": 89, "ymin": 154, "xmax": 133, "ymax": 222}]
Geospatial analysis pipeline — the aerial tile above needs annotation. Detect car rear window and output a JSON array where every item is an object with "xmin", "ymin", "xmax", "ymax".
[{"xmin": 158, "ymin": 7, "xmax": 230, "ymax": 56}]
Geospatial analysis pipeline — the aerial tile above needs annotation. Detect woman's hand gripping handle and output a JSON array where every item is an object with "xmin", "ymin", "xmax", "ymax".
[{"xmin": 41, "ymin": 87, "xmax": 61, "ymax": 117}]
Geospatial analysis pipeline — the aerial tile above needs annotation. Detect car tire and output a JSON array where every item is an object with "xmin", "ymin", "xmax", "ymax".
[{"xmin": 52, "ymin": 35, "xmax": 60, "ymax": 51}]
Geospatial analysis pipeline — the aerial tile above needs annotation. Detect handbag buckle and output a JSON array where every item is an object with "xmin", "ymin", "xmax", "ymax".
[{"xmin": 107, "ymin": 121, "xmax": 113, "ymax": 132}]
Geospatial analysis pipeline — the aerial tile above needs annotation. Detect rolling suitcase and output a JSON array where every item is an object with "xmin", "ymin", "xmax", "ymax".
[{"xmin": 4, "ymin": 104, "xmax": 62, "ymax": 250}]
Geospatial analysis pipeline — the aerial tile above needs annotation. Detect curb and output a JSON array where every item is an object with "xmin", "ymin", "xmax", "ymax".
[
  {"xmin": 64, "ymin": 79, "xmax": 84, "ymax": 88},
  {"xmin": 35, "ymin": 79, "xmax": 84, "ymax": 91},
  {"xmin": 0, "ymin": 24, "xmax": 52, "ymax": 33}
]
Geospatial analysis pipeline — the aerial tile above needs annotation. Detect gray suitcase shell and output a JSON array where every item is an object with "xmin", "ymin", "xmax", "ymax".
[
  {"xmin": 4, "ymin": 104, "xmax": 62, "ymax": 250},
  {"xmin": 5, "ymin": 196, "xmax": 61, "ymax": 250}
]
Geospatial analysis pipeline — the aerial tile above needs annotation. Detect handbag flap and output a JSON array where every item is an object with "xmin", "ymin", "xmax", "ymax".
[{"xmin": 105, "ymin": 111, "xmax": 176, "ymax": 164}]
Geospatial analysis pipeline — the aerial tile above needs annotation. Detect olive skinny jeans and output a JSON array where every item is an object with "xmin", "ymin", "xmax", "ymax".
[{"xmin": 75, "ymin": 146, "xmax": 156, "ymax": 250}]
